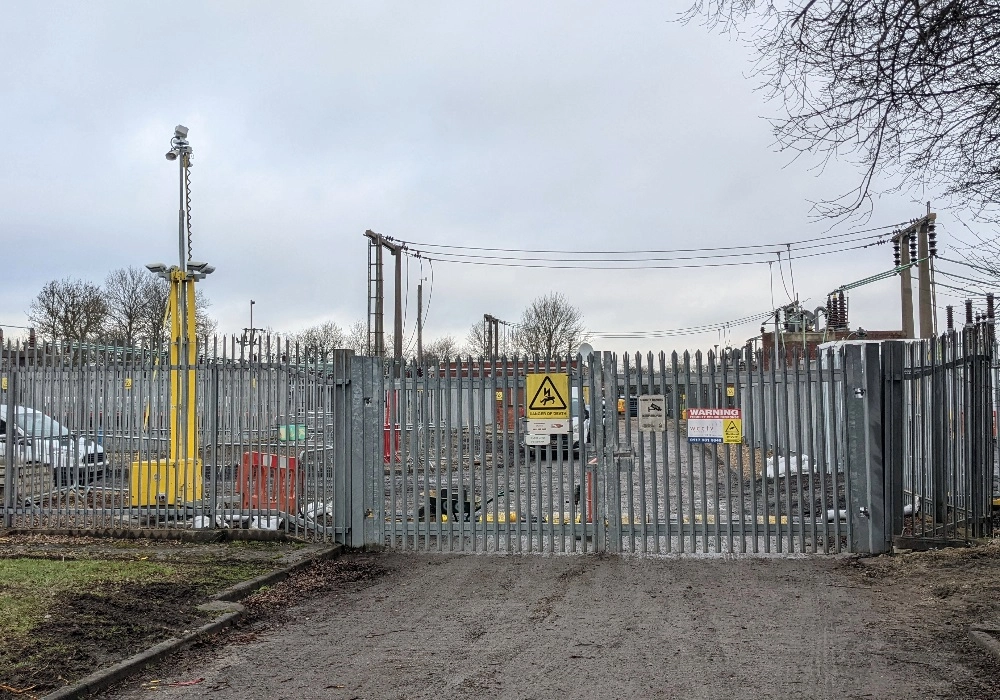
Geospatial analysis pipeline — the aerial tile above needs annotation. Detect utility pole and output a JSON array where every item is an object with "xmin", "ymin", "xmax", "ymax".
[
  {"xmin": 917, "ymin": 203, "xmax": 934, "ymax": 338},
  {"xmin": 891, "ymin": 209, "xmax": 937, "ymax": 339},
  {"xmin": 483, "ymin": 314, "xmax": 503, "ymax": 360},
  {"xmin": 417, "ymin": 282, "xmax": 423, "ymax": 368},
  {"xmin": 364, "ymin": 230, "xmax": 405, "ymax": 372}
]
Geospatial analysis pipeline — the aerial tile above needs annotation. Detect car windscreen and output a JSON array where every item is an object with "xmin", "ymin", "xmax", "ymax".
[{"xmin": 15, "ymin": 411, "xmax": 70, "ymax": 439}]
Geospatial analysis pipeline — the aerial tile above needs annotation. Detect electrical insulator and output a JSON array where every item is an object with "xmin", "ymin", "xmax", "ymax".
[
  {"xmin": 946, "ymin": 305, "xmax": 954, "ymax": 331},
  {"xmin": 966, "ymin": 300, "xmax": 974, "ymax": 325},
  {"xmin": 928, "ymin": 222, "xmax": 937, "ymax": 257},
  {"xmin": 893, "ymin": 239, "xmax": 901, "ymax": 267},
  {"xmin": 987, "ymin": 293, "xmax": 995, "ymax": 320},
  {"xmin": 909, "ymin": 235, "xmax": 917, "ymax": 261}
]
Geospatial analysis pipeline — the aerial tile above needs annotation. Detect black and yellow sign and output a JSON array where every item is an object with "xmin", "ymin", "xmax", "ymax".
[
  {"xmin": 526, "ymin": 373, "xmax": 569, "ymax": 419},
  {"xmin": 723, "ymin": 418, "xmax": 743, "ymax": 444}
]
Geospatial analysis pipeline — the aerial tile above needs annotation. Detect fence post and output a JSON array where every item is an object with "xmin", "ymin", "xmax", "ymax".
[
  {"xmin": 3, "ymin": 370, "xmax": 15, "ymax": 529},
  {"xmin": 364, "ymin": 356, "xmax": 383, "ymax": 548},
  {"xmin": 969, "ymin": 325, "xmax": 992, "ymax": 538},
  {"xmin": 593, "ymin": 352, "xmax": 612, "ymax": 553},
  {"xmin": 330, "ymin": 350, "xmax": 351, "ymax": 545},
  {"xmin": 349, "ymin": 355, "xmax": 381, "ymax": 549},
  {"xmin": 208, "ymin": 364, "xmax": 219, "ymax": 530},
  {"xmin": 844, "ymin": 343, "xmax": 889, "ymax": 554},
  {"xmin": 881, "ymin": 341, "xmax": 905, "ymax": 543}
]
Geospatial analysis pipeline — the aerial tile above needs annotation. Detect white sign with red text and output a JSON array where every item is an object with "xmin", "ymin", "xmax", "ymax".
[{"xmin": 527, "ymin": 419, "xmax": 570, "ymax": 434}]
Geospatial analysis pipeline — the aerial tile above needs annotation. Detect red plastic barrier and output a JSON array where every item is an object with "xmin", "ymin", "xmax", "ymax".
[
  {"xmin": 384, "ymin": 423, "xmax": 400, "ymax": 463},
  {"xmin": 239, "ymin": 451, "xmax": 302, "ymax": 512},
  {"xmin": 384, "ymin": 390, "xmax": 400, "ymax": 463}
]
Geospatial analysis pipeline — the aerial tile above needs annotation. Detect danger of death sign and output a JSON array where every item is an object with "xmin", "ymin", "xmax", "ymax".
[{"xmin": 526, "ymin": 373, "xmax": 570, "ymax": 420}]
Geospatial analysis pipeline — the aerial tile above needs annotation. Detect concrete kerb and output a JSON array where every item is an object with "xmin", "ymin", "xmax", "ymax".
[
  {"xmin": 969, "ymin": 624, "xmax": 1000, "ymax": 661},
  {"xmin": 41, "ymin": 544, "xmax": 344, "ymax": 700}
]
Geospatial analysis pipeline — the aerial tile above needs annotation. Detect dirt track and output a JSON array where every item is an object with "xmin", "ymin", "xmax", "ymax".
[{"xmin": 104, "ymin": 549, "xmax": 1000, "ymax": 700}]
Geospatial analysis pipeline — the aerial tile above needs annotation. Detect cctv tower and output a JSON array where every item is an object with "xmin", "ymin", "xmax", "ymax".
[{"xmin": 132, "ymin": 125, "xmax": 215, "ymax": 508}]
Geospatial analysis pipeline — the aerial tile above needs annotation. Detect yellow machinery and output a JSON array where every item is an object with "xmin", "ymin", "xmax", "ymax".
[{"xmin": 130, "ymin": 268, "xmax": 203, "ymax": 507}]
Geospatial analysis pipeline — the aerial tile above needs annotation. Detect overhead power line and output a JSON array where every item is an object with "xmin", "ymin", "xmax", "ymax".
[
  {"xmin": 407, "ymin": 239, "xmax": 883, "ymax": 270},
  {"xmin": 936, "ymin": 268, "xmax": 995, "ymax": 289},
  {"xmin": 592, "ymin": 311, "xmax": 774, "ymax": 339},
  {"xmin": 404, "ymin": 231, "xmax": 890, "ymax": 264},
  {"xmin": 391, "ymin": 220, "xmax": 908, "ymax": 256},
  {"xmin": 938, "ymin": 256, "xmax": 998, "ymax": 278}
]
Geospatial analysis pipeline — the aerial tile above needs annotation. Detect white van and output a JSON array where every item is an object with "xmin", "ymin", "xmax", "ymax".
[{"xmin": 0, "ymin": 406, "xmax": 106, "ymax": 487}]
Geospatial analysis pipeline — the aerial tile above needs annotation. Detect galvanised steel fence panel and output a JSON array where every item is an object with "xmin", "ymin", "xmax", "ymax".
[
  {"xmin": 896, "ymin": 323, "xmax": 995, "ymax": 545},
  {"xmin": 0, "ymin": 338, "xmax": 376, "ymax": 545},
  {"xmin": 4, "ymin": 327, "xmax": 993, "ymax": 553},
  {"xmin": 381, "ymin": 346, "xmax": 864, "ymax": 555},
  {"xmin": 602, "ymin": 347, "xmax": 854, "ymax": 555}
]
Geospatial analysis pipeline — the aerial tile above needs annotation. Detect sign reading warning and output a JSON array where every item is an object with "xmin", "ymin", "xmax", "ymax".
[
  {"xmin": 526, "ymin": 373, "xmax": 570, "ymax": 419},
  {"xmin": 686, "ymin": 407, "xmax": 743, "ymax": 444}
]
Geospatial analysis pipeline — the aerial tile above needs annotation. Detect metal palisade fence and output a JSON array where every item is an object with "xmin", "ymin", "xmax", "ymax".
[
  {"xmin": 0, "ymin": 338, "xmax": 380, "ymax": 545},
  {"xmin": 0, "ymin": 326, "xmax": 994, "ymax": 553}
]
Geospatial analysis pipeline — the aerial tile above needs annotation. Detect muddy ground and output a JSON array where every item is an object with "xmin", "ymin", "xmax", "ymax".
[
  {"xmin": 0, "ymin": 535, "xmax": 317, "ymax": 699},
  {"xmin": 102, "ymin": 542, "xmax": 1000, "ymax": 700}
]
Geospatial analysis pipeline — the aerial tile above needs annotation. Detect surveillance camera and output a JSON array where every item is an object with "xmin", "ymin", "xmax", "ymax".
[
  {"xmin": 165, "ymin": 151, "xmax": 178, "ymax": 161},
  {"xmin": 145, "ymin": 263, "xmax": 168, "ymax": 274},
  {"xmin": 174, "ymin": 125, "xmax": 189, "ymax": 139}
]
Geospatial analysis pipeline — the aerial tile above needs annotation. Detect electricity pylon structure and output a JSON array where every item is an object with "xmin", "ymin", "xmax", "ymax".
[{"xmin": 365, "ymin": 230, "xmax": 404, "ymax": 375}]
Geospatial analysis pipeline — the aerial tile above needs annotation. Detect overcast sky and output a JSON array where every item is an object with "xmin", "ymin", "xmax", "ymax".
[{"xmin": 0, "ymin": 2, "xmax": 985, "ymax": 355}]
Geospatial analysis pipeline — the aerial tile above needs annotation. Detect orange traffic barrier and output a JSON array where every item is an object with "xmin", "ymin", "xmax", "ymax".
[{"xmin": 239, "ymin": 451, "xmax": 302, "ymax": 512}]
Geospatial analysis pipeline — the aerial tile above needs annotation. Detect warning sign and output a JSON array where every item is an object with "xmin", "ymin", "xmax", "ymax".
[
  {"xmin": 638, "ymin": 395, "xmax": 666, "ymax": 432},
  {"xmin": 687, "ymin": 408, "xmax": 742, "ymax": 444},
  {"xmin": 526, "ymin": 373, "xmax": 569, "ymax": 419},
  {"xmin": 723, "ymin": 418, "xmax": 742, "ymax": 444}
]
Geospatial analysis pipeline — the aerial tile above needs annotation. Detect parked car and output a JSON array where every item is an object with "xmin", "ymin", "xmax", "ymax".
[{"xmin": 0, "ymin": 406, "xmax": 105, "ymax": 486}]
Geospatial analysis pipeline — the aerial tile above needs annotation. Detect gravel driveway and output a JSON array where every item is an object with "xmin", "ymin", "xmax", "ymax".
[{"xmin": 103, "ymin": 551, "xmax": 999, "ymax": 700}]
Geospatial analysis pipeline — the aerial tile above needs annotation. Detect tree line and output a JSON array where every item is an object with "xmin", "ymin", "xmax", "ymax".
[
  {"xmin": 25, "ymin": 266, "xmax": 216, "ymax": 347},
  {"xmin": 22, "ymin": 275, "xmax": 586, "ymax": 362},
  {"xmin": 286, "ymin": 292, "xmax": 588, "ymax": 362}
]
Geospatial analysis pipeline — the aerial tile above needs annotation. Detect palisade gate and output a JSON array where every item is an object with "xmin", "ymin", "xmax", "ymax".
[
  {"xmin": 377, "ymin": 326, "xmax": 994, "ymax": 554},
  {"xmin": 0, "ymin": 325, "xmax": 994, "ymax": 554}
]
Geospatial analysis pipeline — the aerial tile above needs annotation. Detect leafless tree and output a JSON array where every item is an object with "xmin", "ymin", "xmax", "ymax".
[
  {"xmin": 194, "ymin": 289, "xmax": 217, "ymax": 338},
  {"xmin": 139, "ymin": 278, "xmax": 216, "ymax": 346},
  {"xmin": 104, "ymin": 266, "xmax": 165, "ymax": 346},
  {"xmin": 287, "ymin": 320, "xmax": 348, "ymax": 360},
  {"xmin": 687, "ymin": 1, "xmax": 1000, "ymax": 220},
  {"xmin": 513, "ymin": 292, "xmax": 587, "ymax": 359},
  {"xmin": 465, "ymin": 322, "xmax": 489, "ymax": 358},
  {"xmin": 28, "ymin": 278, "xmax": 108, "ymax": 342},
  {"xmin": 422, "ymin": 335, "xmax": 461, "ymax": 364},
  {"xmin": 464, "ymin": 320, "xmax": 515, "ymax": 357},
  {"xmin": 346, "ymin": 319, "xmax": 369, "ymax": 356}
]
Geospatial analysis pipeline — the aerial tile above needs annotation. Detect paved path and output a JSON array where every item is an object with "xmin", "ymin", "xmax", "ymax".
[{"xmin": 106, "ymin": 553, "xmax": 989, "ymax": 700}]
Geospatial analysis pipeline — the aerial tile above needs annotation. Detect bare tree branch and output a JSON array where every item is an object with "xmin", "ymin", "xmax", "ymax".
[{"xmin": 688, "ymin": 1, "xmax": 1000, "ymax": 221}]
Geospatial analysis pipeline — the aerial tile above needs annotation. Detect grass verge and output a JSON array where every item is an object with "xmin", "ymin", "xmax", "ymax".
[{"xmin": 0, "ymin": 539, "xmax": 293, "ymax": 699}]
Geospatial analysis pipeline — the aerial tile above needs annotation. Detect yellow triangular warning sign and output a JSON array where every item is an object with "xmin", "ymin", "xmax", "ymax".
[
  {"xmin": 725, "ymin": 420, "xmax": 740, "ymax": 436},
  {"xmin": 528, "ymin": 375, "xmax": 568, "ymax": 412}
]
